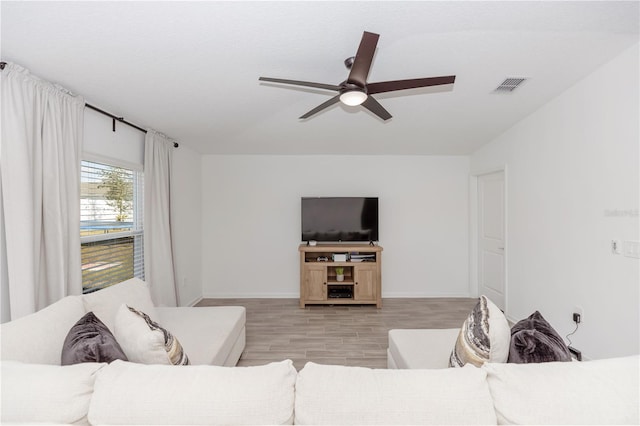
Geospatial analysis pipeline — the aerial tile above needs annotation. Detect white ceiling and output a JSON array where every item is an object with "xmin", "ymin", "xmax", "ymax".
[{"xmin": 1, "ymin": 1, "xmax": 638, "ymax": 155}]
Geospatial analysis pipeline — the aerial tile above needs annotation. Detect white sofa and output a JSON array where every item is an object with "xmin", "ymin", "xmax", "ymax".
[
  {"xmin": 1, "ymin": 284, "xmax": 638, "ymax": 425},
  {"xmin": 386, "ymin": 327, "xmax": 639, "ymax": 424},
  {"xmin": 0, "ymin": 278, "xmax": 246, "ymax": 366},
  {"xmin": 1, "ymin": 356, "xmax": 638, "ymax": 425}
]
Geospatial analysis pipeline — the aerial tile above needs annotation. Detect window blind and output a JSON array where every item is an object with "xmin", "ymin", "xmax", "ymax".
[{"xmin": 80, "ymin": 160, "xmax": 144, "ymax": 293}]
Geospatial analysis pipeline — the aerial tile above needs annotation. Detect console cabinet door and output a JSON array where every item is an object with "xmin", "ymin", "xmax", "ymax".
[
  {"xmin": 354, "ymin": 265, "xmax": 377, "ymax": 302},
  {"xmin": 304, "ymin": 265, "xmax": 327, "ymax": 302}
]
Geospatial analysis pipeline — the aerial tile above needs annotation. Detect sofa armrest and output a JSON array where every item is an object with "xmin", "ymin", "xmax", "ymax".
[{"xmin": 388, "ymin": 328, "xmax": 460, "ymax": 369}]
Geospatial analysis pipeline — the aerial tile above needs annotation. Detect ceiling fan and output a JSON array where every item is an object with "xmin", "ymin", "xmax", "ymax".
[{"xmin": 259, "ymin": 31, "xmax": 456, "ymax": 121}]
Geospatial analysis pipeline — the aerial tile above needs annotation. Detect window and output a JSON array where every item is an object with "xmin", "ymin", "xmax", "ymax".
[{"xmin": 80, "ymin": 160, "xmax": 144, "ymax": 293}]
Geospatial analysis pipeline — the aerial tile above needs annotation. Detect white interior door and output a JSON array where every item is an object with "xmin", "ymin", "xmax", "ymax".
[{"xmin": 478, "ymin": 171, "xmax": 506, "ymax": 311}]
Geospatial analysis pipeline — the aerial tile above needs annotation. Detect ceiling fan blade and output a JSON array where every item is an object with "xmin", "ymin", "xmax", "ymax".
[
  {"xmin": 361, "ymin": 96, "xmax": 392, "ymax": 121},
  {"xmin": 367, "ymin": 75, "xmax": 456, "ymax": 94},
  {"xmin": 347, "ymin": 31, "xmax": 379, "ymax": 87},
  {"xmin": 259, "ymin": 77, "xmax": 340, "ymax": 91},
  {"xmin": 299, "ymin": 95, "xmax": 341, "ymax": 119}
]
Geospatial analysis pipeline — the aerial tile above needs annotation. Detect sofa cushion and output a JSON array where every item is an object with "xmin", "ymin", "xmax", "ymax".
[
  {"xmin": 62, "ymin": 311, "xmax": 128, "ymax": 365},
  {"xmin": 0, "ymin": 295, "xmax": 85, "ymax": 364},
  {"xmin": 483, "ymin": 355, "xmax": 640, "ymax": 425},
  {"xmin": 88, "ymin": 359, "xmax": 297, "ymax": 425},
  {"xmin": 154, "ymin": 306, "xmax": 246, "ymax": 365},
  {"xmin": 1, "ymin": 360, "xmax": 106, "ymax": 425},
  {"xmin": 450, "ymin": 295, "xmax": 510, "ymax": 367},
  {"xmin": 114, "ymin": 304, "xmax": 189, "ymax": 365},
  {"xmin": 508, "ymin": 310, "xmax": 571, "ymax": 363},
  {"xmin": 82, "ymin": 277, "xmax": 157, "ymax": 332},
  {"xmin": 388, "ymin": 328, "xmax": 460, "ymax": 369},
  {"xmin": 294, "ymin": 362, "xmax": 497, "ymax": 425}
]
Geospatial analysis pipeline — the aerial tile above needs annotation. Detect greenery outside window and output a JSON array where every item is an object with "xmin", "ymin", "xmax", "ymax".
[{"xmin": 80, "ymin": 160, "xmax": 144, "ymax": 293}]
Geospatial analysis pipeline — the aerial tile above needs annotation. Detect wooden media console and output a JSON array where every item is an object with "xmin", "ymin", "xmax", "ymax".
[{"xmin": 298, "ymin": 243, "xmax": 383, "ymax": 308}]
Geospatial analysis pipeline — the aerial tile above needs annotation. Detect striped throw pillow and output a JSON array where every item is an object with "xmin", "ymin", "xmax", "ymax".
[
  {"xmin": 114, "ymin": 305, "xmax": 189, "ymax": 365},
  {"xmin": 449, "ymin": 295, "xmax": 510, "ymax": 367}
]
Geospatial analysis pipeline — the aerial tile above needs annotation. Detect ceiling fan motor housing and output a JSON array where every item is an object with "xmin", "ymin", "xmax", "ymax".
[{"xmin": 340, "ymin": 81, "xmax": 367, "ymax": 93}]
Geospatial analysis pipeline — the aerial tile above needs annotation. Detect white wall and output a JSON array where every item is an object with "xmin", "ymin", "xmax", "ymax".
[
  {"xmin": 171, "ymin": 143, "xmax": 203, "ymax": 306},
  {"xmin": 201, "ymin": 155, "xmax": 470, "ymax": 298},
  {"xmin": 84, "ymin": 108, "xmax": 145, "ymax": 168},
  {"xmin": 470, "ymin": 44, "xmax": 639, "ymax": 359}
]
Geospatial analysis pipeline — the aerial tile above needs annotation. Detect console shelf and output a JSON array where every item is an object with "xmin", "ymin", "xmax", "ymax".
[{"xmin": 298, "ymin": 243, "xmax": 383, "ymax": 308}]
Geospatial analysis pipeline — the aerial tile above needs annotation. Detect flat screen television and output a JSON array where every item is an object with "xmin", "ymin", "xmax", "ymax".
[{"xmin": 301, "ymin": 197, "xmax": 379, "ymax": 242}]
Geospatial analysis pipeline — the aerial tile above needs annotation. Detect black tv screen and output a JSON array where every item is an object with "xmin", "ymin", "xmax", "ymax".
[{"xmin": 301, "ymin": 197, "xmax": 379, "ymax": 242}]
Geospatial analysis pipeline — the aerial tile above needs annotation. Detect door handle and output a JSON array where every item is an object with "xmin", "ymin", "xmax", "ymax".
[{"xmin": 498, "ymin": 247, "xmax": 504, "ymax": 250}]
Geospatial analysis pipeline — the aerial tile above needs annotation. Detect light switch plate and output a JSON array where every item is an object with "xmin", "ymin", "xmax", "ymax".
[{"xmin": 623, "ymin": 241, "xmax": 640, "ymax": 259}]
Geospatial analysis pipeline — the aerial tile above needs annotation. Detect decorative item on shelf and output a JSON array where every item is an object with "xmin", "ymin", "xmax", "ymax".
[
  {"xmin": 335, "ymin": 267, "xmax": 344, "ymax": 282},
  {"xmin": 332, "ymin": 253, "xmax": 348, "ymax": 262},
  {"xmin": 350, "ymin": 253, "xmax": 375, "ymax": 262}
]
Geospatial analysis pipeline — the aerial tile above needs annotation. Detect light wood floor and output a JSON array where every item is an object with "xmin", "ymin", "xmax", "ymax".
[{"xmin": 196, "ymin": 298, "xmax": 476, "ymax": 370}]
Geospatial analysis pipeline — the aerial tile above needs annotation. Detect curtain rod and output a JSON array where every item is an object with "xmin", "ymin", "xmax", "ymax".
[{"xmin": 0, "ymin": 61, "xmax": 179, "ymax": 148}]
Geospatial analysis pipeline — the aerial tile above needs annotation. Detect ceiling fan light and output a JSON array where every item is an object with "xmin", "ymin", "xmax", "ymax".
[{"xmin": 340, "ymin": 90, "xmax": 367, "ymax": 106}]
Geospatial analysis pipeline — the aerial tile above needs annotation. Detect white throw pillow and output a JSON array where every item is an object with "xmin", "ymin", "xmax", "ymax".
[
  {"xmin": 0, "ymin": 295, "xmax": 85, "ymax": 364},
  {"xmin": 483, "ymin": 355, "xmax": 640, "ymax": 425},
  {"xmin": 294, "ymin": 362, "xmax": 497, "ymax": 425},
  {"xmin": 449, "ymin": 295, "xmax": 510, "ymax": 367},
  {"xmin": 1, "ymin": 361, "xmax": 106, "ymax": 424},
  {"xmin": 82, "ymin": 277, "xmax": 157, "ymax": 332},
  {"xmin": 88, "ymin": 359, "xmax": 297, "ymax": 425},
  {"xmin": 113, "ymin": 304, "xmax": 189, "ymax": 365}
]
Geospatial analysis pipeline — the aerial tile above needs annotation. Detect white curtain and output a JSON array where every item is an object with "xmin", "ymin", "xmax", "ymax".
[
  {"xmin": 144, "ymin": 130, "xmax": 178, "ymax": 306},
  {"xmin": 0, "ymin": 63, "xmax": 84, "ymax": 320}
]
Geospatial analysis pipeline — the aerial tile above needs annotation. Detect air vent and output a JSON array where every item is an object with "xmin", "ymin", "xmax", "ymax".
[{"xmin": 493, "ymin": 77, "xmax": 527, "ymax": 93}]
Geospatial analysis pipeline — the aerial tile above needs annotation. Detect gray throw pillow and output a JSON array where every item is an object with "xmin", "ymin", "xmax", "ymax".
[
  {"xmin": 61, "ymin": 311, "xmax": 128, "ymax": 365},
  {"xmin": 508, "ymin": 311, "xmax": 571, "ymax": 363}
]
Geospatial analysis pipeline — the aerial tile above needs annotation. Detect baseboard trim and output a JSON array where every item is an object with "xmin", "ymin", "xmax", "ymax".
[
  {"xmin": 183, "ymin": 296, "xmax": 203, "ymax": 307},
  {"xmin": 202, "ymin": 293, "xmax": 299, "ymax": 299},
  {"xmin": 506, "ymin": 313, "xmax": 519, "ymax": 326},
  {"xmin": 201, "ymin": 292, "xmax": 474, "ymax": 299},
  {"xmin": 381, "ymin": 292, "xmax": 475, "ymax": 298}
]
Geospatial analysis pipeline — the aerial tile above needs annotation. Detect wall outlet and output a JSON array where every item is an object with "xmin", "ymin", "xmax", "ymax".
[
  {"xmin": 182, "ymin": 277, "xmax": 188, "ymax": 287},
  {"xmin": 573, "ymin": 306, "xmax": 584, "ymax": 323}
]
